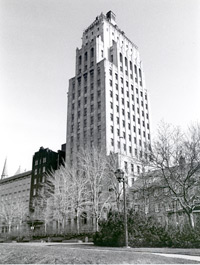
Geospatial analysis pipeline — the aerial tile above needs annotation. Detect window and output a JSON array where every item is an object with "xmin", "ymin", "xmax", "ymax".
[
  {"xmin": 84, "ymin": 108, "xmax": 87, "ymax": 116},
  {"xmin": 125, "ymin": 57, "xmax": 128, "ymax": 66},
  {"xmin": 98, "ymin": 101, "xmax": 101, "ymax": 109},
  {"xmin": 91, "ymin": 47, "xmax": 94, "ymax": 58},
  {"xmin": 121, "ymin": 77, "xmax": 123, "ymax": 84},
  {"xmin": 123, "ymin": 131, "xmax": 126, "ymax": 139},
  {"xmin": 91, "ymin": 116, "xmax": 94, "ymax": 125},
  {"xmin": 111, "ymin": 138, "xmax": 114, "ymax": 146},
  {"xmin": 124, "ymin": 144, "xmax": 126, "ymax": 151},
  {"xmin": 97, "ymin": 79, "xmax": 101, "ymax": 86},
  {"xmin": 128, "ymin": 123, "xmax": 131, "ymax": 130},
  {"xmin": 130, "ymin": 61, "xmax": 133, "ymax": 70},
  {"xmin": 91, "ymin": 105, "xmax": 94, "ymax": 112},
  {"xmin": 117, "ymin": 129, "xmax": 120, "ymax": 136},
  {"xmin": 116, "ymin": 105, "xmax": 119, "ymax": 112},
  {"xmin": 124, "ymin": 161, "xmax": 128, "ymax": 172},
  {"xmin": 137, "ymin": 165, "xmax": 140, "ymax": 174},
  {"xmin": 33, "ymin": 189, "xmax": 36, "ymax": 196},
  {"xmin": 110, "ymin": 113, "xmax": 113, "ymax": 121},
  {"xmin": 116, "ymin": 94, "xmax": 119, "ymax": 101},
  {"xmin": 84, "ymin": 52, "xmax": 87, "ymax": 61},
  {"xmin": 110, "ymin": 102, "xmax": 113, "ymax": 109},
  {"xmin": 131, "ymin": 164, "xmax": 134, "ymax": 172},
  {"xmin": 120, "ymin": 53, "xmax": 123, "ymax": 63},
  {"xmin": 117, "ymin": 117, "xmax": 119, "ymax": 124},
  {"xmin": 111, "ymin": 125, "xmax": 114, "ymax": 133},
  {"xmin": 117, "ymin": 141, "xmax": 120, "ymax": 148},
  {"xmin": 79, "ymin": 55, "xmax": 82, "ymax": 65},
  {"xmin": 109, "ymin": 80, "xmax": 113, "ymax": 86},
  {"xmin": 109, "ymin": 69, "xmax": 112, "ymax": 75},
  {"xmin": 121, "ymin": 87, "xmax": 124, "ymax": 94},
  {"xmin": 134, "ymin": 64, "xmax": 137, "ymax": 74},
  {"xmin": 129, "ymin": 146, "xmax": 132, "ymax": 153},
  {"xmin": 98, "ymin": 125, "xmax": 101, "ymax": 133},
  {"xmin": 123, "ymin": 120, "xmax": 125, "ymax": 127},
  {"xmin": 115, "ymin": 73, "xmax": 118, "ymax": 80},
  {"xmin": 126, "ymin": 81, "xmax": 128, "ymax": 87},
  {"xmin": 35, "ymin": 160, "xmax": 38, "ymax": 166},
  {"xmin": 84, "ymin": 119, "xmax": 87, "ymax": 127},
  {"xmin": 127, "ymin": 101, "xmax": 130, "ymax": 108},
  {"xmin": 122, "ymin": 98, "xmax": 124, "ymax": 105},
  {"xmin": 34, "ymin": 178, "xmax": 37, "ymax": 185},
  {"xmin": 84, "ymin": 97, "xmax": 87, "ymax": 104},
  {"xmin": 122, "ymin": 109, "xmax": 125, "ymax": 115},
  {"xmin": 129, "ymin": 134, "xmax": 131, "ymax": 141},
  {"xmin": 128, "ymin": 112, "xmax": 130, "ymax": 119},
  {"xmin": 135, "ymin": 149, "xmax": 137, "ymax": 156},
  {"xmin": 98, "ymin": 113, "xmax": 101, "ymax": 121},
  {"xmin": 110, "ymin": 90, "xmax": 113, "ymax": 97},
  {"xmin": 115, "ymin": 83, "xmax": 118, "ymax": 90},
  {"xmin": 42, "ymin": 166, "xmax": 45, "ymax": 173},
  {"xmin": 90, "ymin": 128, "xmax": 93, "ymax": 137}
]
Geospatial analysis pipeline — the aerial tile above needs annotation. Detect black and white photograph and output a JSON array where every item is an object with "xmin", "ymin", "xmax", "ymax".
[{"xmin": 0, "ymin": 0, "xmax": 200, "ymax": 263}]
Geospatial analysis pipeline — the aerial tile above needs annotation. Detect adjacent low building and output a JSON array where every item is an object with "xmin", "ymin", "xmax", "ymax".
[{"xmin": 0, "ymin": 171, "xmax": 31, "ymax": 234}]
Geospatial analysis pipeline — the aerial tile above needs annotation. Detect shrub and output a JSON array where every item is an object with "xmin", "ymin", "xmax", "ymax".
[{"xmin": 93, "ymin": 209, "xmax": 172, "ymax": 247}]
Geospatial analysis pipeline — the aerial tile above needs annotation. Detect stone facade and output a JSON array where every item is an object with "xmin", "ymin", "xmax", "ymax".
[{"xmin": 66, "ymin": 11, "xmax": 151, "ymax": 187}]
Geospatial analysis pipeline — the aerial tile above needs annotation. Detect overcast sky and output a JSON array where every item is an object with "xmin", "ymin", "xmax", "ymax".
[{"xmin": 0, "ymin": 0, "xmax": 200, "ymax": 176}]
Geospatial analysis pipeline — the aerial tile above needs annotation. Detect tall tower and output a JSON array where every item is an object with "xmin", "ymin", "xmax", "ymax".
[{"xmin": 66, "ymin": 11, "xmax": 151, "ymax": 186}]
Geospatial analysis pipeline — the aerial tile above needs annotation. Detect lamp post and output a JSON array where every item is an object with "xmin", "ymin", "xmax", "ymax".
[{"xmin": 115, "ymin": 168, "xmax": 129, "ymax": 248}]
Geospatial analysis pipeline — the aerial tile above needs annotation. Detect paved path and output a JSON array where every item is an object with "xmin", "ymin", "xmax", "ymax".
[{"xmin": 153, "ymin": 253, "xmax": 200, "ymax": 262}]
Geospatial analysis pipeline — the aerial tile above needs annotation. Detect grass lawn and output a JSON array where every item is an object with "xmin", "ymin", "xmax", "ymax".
[{"xmin": 0, "ymin": 243, "xmax": 199, "ymax": 264}]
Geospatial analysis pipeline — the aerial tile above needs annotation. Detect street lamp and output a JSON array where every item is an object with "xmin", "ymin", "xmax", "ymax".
[{"xmin": 115, "ymin": 168, "xmax": 129, "ymax": 248}]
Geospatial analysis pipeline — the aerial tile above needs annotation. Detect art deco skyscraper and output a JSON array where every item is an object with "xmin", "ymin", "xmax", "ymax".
[{"xmin": 66, "ymin": 11, "xmax": 151, "ymax": 186}]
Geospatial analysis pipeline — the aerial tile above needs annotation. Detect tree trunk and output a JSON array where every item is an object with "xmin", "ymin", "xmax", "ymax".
[
  {"xmin": 76, "ymin": 211, "xmax": 80, "ymax": 234},
  {"xmin": 189, "ymin": 212, "xmax": 195, "ymax": 229}
]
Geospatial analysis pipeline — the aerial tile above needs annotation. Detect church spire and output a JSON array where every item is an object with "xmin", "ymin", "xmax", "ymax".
[{"xmin": 1, "ymin": 158, "xmax": 8, "ymax": 179}]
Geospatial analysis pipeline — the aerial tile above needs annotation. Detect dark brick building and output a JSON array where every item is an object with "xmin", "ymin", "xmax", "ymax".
[{"xmin": 29, "ymin": 146, "xmax": 65, "ymax": 212}]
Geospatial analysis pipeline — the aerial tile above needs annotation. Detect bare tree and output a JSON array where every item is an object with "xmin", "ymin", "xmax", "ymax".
[
  {"xmin": 78, "ymin": 147, "xmax": 116, "ymax": 232},
  {"xmin": 149, "ymin": 122, "xmax": 200, "ymax": 228},
  {"xmin": 0, "ymin": 198, "xmax": 28, "ymax": 234}
]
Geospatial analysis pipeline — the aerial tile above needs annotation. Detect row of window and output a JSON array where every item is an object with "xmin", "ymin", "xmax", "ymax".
[
  {"xmin": 35, "ymin": 157, "xmax": 46, "ymax": 166},
  {"xmin": 78, "ymin": 48, "xmax": 94, "ymax": 65},
  {"xmin": 110, "ymin": 127, "xmax": 150, "ymax": 146},
  {"xmin": 34, "ymin": 167, "xmax": 46, "ymax": 175},
  {"xmin": 110, "ymin": 139, "xmax": 149, "ymax": 158}
]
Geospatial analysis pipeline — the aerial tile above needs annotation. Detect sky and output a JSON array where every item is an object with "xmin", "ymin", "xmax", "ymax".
[{"xmin": 0, "ymin": 0, "xmax": 200, "ymax": 177}]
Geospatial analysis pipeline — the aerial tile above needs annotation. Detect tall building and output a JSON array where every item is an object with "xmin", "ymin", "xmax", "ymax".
[
  {"xmin": 29, "ymin": 146, "xmax": 65, "ymax": 212},
  {"xmin": 66, "ymin": 11, "xmax": 151, "ymax": 185}
]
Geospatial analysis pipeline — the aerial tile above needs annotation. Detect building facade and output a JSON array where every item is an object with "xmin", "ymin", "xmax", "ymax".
[
  {"xmin": 29, "ymin": 146, "xmax": 65, "ymax": 212},
  {"xmin": 66, "ymin": 11, "xmax": 151, "ymax": 186},
  {"xmin": 0, "ymin": 171, "xmax": 31, "ymax": 234}
]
